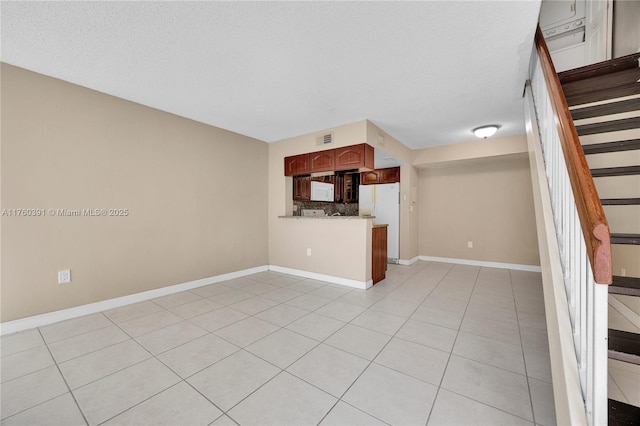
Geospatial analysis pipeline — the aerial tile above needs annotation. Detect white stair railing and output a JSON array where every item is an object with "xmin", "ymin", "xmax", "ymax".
[{"xmin": 525, "ymin": 27, "xmax": 611, "ymax": 426}]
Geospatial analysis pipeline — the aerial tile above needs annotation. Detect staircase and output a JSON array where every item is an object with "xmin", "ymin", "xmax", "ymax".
[{"xmin": 558, "ymin": 52, "xmax": 640, "ymax": 425}]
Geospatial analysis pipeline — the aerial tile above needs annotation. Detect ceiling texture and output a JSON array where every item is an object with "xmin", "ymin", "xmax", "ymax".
[{"xmin": 1, "ymin": 1, "xmax": 542, "ymax": 150}]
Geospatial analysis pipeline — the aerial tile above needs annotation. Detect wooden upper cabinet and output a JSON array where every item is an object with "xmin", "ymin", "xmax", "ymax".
[
  {"xmin": 309, "ymin": 149, "xmax": 335, "ymax": 173},
  {"xmin": 293, "ymin": 176, "xmax": 311, "ymax": 201},
  {"xmin": 361, "ymin": 166, "xmax": 401, "ymax": 185},
  {"xmin": 285, "ymin": 143, "xmax": 374, "ymax": 176},
  {"xmin": 284, "ymin": 154, "xmax": 310, "ymax": 176},
  {"xmin": 335, "ymin": 144, "xmax": 374, "ymax": 171},
  {"xmin": 361, "ymin": 170, "xmax": 381, "ymax": 185},
  {"xmin": 380, "ymin": 167, "xmax": 400, "ymax": 183}
]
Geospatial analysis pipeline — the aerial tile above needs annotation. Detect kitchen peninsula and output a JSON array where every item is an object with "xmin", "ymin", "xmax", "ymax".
[
  {"xmin": 272, "ymin": 142, "xmax": 388, "ymax": 288},
  {"xmin": 275, "ymin": 215, "xmax": 387, "ymax": 288}
]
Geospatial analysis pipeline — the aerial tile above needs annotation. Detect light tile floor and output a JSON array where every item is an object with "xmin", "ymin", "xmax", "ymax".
[{"xmin": 1, "ymin": 261, "xmax": 556, "ymax": 425}]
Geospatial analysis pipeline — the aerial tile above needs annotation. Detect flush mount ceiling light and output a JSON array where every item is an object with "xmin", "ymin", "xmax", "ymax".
[{"xmin": 473, "ymin": 125, "xmax": 500, "ymax": 139}]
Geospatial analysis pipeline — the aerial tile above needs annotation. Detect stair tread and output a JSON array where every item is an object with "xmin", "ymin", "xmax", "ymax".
[
  {"xmin": 565, "ymin": 84, "xmax": 640, "ymax": 107},
  {"xmin": 601, "ymin": 198, "xmax": 640, "ymax": 206},
  {"xmin": 591, "ymin": 166, "xmax": 640, "ymax": 177},
  {"xmin": 610, "ymin": 276, "xmax": 640, "ymax": 296},
  {"xmin": 609, "ymin": 329, "xmax": 640, "ymax": 365},
  {"xmin": 572, "ymin": 99, "xmax": 640, "ymax": 120},
  {"xmin": 576, "ymin": 117, "xmax": 640, "ymax": 136},
  {"xmin": 559, "ymin": 52, "xmax": 640, "ymax": 85},
  {"xmin": 609, "ymin": 398, "xmax": 640, "ymax": 426},
  {"xmin": 563, "ymin": 68, "xmax": 640, "ymax": 100},
  {"xmin": 611, "ymin": 233, "xmax": 640, "ymax": 245},
  {"xmin": 583, "ymin": 139, "xmax": 640, "ymax": 155}
]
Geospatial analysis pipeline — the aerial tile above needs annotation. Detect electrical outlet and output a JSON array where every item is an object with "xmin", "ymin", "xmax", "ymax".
[
  {"xmin": 58, "ymin": 269, "xmax": 71, "ymax": 284},
  {"xmin": 467, "ymin": 241, "xmax": 473, "ymax": 249},
  {"xmin": 306, "ymin": 248, "xmax": 312, "ymax": 256},
  {"xmin": 621, "ymin": 268, "xmax": 626, "ymax": 277}
]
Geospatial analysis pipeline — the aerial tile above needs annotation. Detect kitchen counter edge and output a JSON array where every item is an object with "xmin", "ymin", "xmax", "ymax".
[{"xmin": 278, "ymin": 215, "xmax": 375, "ymax": 219}]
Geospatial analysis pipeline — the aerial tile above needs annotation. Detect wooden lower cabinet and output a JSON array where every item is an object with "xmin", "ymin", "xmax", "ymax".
[{"xmin": 372, "ymin": 224, "xmax": 388, "ymax": 285}]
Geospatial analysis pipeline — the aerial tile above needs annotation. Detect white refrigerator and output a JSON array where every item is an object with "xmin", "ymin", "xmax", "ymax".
[{"xmin": 359, "ymin": 183, "xmax": 400, "ymax": 263}]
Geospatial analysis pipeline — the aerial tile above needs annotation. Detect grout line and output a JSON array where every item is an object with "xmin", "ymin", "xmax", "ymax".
[
  {"xmin": 92, "ymin": 274, "xmax": 304, "ymax": 423},
  {"xmin": 510, "ymin": 269, "xmax": 540, "ymax": 425},
  {"xmin": 320, "ymin": 399, "xmax": 392, "ymax": 425},
  {"xmin": 424, "ymin": 264, "xmax": 481, "ymax": 426},
  {"xmin": 3, "ymin": 264, "xmax": 551, "ymax": 425},
  {"xmin": 39, "ymin": 321, "xmax": 115, "ymax": 346},
  {"xmin": 146, "ymin": 276, "xmax": 358, "ymax": 421},
  {"xmin": 315, "ymin": 261, "xmax": 434, "ymax": 426},
  {"xmin": 436, "ymin": 387, "xmax": 538, "ymax": 425},
  {"xmin": 40, "ymin": 327, "xmax": 90, "ymax": 425},
  {"xmin": 218, "ymin": 262, "xmax": 438, "ymax": 422},
  {"xmin": 97, "ymin": 274, "xmax": 346, "ymax": 421}
]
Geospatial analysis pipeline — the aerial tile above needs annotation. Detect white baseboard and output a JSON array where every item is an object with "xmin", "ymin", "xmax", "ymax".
[
  {"xmin": 0, "ymin": 265, "xmax": 269, "ymax": 336},
  {"xmin": 268, "ymin": 265, "xmax": 372, "ymax": 290},
  {"xmin": 1, "ymin": 257, "xmax": 540, "ymax": 336},
  {"xmin": 419, "ymin": 256, "xmax": 541, "ymax": 272},
  {"xmin": 399, "ymin": 256, "xmax": 420, "ymax": 266}
]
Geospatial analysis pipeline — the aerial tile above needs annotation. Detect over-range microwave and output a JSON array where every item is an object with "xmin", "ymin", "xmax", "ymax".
[{"xmin": 310, "ymin": 181, "xmax": 334, "ymax": 202}]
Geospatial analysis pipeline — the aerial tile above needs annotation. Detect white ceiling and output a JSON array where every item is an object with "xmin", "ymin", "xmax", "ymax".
[{"xmin": 1, "ymin": 1, "xmax": 541, "ymax": 150}]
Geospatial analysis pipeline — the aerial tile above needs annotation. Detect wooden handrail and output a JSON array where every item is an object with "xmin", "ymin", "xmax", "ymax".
[{"xmin": 534, "ymin": 26, "xmax": 612, "ymax": 285}]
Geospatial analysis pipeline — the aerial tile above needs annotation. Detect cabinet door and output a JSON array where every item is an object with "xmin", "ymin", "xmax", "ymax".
[
  {"xmin": 335, "ymin": 144, "xmax": 374, "ymax": 171},
  {"xmin": 284, "ymin": 154, "xmax": 310, "ymax": 176},
  {"xmin": 361, "ymin": 170, "xmax": 380, "ymax": 185},
  {"xmin": 380, "ymin": 167, "xmax": 400, "ymax": 183},
  {"xmin": 343, "ymin": 173, "xmax": 360, "ymax": 203},
  {"xmin": 372, "ymin": 226, "xmax": 388, "ymax": 284},
  {"xmin": 334, "ymin": 174, "xmax": 344, "ymax": 203},
  {"xmin": 309, "ymin": 149, "xmax": 335, "ymax": 173},
  {"xmin": 293, "ymin": 176, "xmax": 311, "ymax": 201},
  {"xmin": 361, "ymin": 167, "xmax": 400, "ymax": 185}
]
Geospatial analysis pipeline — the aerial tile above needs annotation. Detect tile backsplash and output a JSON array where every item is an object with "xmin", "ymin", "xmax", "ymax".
[{"xmin": 293, "ymin": 201, "xmax": 359, "ymax": 216}]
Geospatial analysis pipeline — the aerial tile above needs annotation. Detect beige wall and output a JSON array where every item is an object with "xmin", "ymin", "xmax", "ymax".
[
  {"xmin": 399, "ymin": 164, "xmax": 420, "ymax": 261},
  {"xmin": 2, "ymin": 64, "xmax": 542, "ymax": 322},
  {"xmin": 365, "ymin": 121, "xmax": 420, "ymax": 262},
  {"xmin": 417, "ymin": 154, "xmax": 540, "ymax": 266},
  {"xmin": 413, "ymin": 134, "xmax": 528, "ymax": 167},
  {"xmin": 1, "ymin": 64, "xmax": 269, "ymax": 322}
]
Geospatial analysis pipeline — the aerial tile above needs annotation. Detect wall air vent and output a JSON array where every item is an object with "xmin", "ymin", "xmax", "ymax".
[{"xmin": 316, "ymin": 132, "xmax": 334, "ymax": 146}]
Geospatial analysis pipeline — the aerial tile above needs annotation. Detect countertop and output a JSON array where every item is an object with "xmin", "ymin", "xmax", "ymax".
[{"xmin": 278, "ymin": 215, "xmax": 375, "ymax": 219}]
